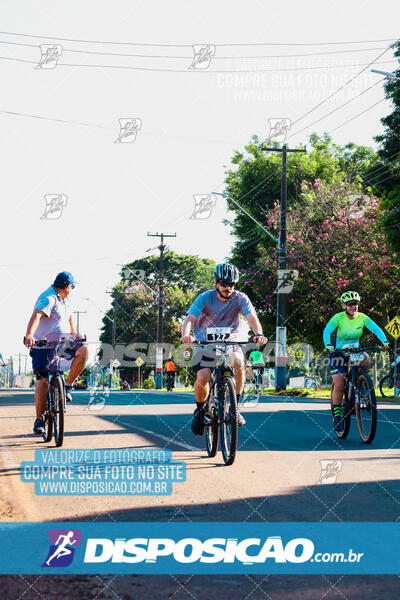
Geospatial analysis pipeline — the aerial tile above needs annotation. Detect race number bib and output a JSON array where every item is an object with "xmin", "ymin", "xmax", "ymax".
[
  {"xmin": 206, "ymin": 327, "xmax": 231, "ymax": 342},
  {"xmin": 350, "ymin": 353, "xmax": 365, "ymax": 365},
  {"xmin": 342, "ymin": 343, "xmax": 359, "ymax": 350}
]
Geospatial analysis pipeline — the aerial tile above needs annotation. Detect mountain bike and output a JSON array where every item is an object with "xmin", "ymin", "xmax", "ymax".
[
  {"xmin": 166, "ymin": 372, "xmax": 175, "ymax": 392},
  {"xmin": 194, "ymin": 341, "xmax": 248, "ymax": 466},
  {"xmin": 331, "ymin": 346, "xmax": 383, "ymax": 443},
  {"xmin": 379, "ymin": 356, "xmax": 399, "ymax": 398},
  {"xmin": 34, "ymin": 339, "xmax": 67, "ymax": 447},
  {"xmin": 379, "ymin": 370, "xmax": 394, "ymax": 398},
  {"xmin": 35, "ymin": 336, "xmax": 85, "ymax": 447},
  {"xmin": 252, "ymin": 366, "xmax": 264, "ymax": 395}
]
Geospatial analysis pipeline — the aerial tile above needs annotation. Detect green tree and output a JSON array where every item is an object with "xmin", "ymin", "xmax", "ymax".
[
  {"xmin": 239, "ymin": 181, "xmax": 399, "ymax": 348},
  {"xmin": 370, "ymin": 42, "xmax": 400, "ymax": 255},
  {"xmin": 224, "ymin": 133, "xmax": 379, "ymax": 271},
  {"xmin": 99, "ymin": 252, "xmax": 215, "ymax": 348}
]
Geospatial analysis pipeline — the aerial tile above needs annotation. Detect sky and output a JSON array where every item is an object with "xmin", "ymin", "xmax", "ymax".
[{"xmin": 0, "ymin": 0, "xmax": 399, "ymax": 364}]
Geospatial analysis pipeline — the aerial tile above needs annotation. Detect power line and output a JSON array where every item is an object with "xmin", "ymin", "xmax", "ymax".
[
  {"xmin": 0, "ymin": 38, "xmax": 391, "ymax": 59},
  {"xmin": 0, "ymin": 30, "xmax": 396, "ymax": 47},
  {"xmin": 0, "ymin": 109, "xmax": 110, "ymax": 129},
  {"xmin": 0, "ymin": 51, "xmax": 396, "ymax": 74},
  {"xmin": 327, "ymin": 97, "xmax": 386, "ymax": 134},
  {"xmin": 289, "ymin": 78, "xmax": 385, "ymax": 138},
  {"xmin": 288, "ymin": 39, "xmax": 398, "ymax": 129}
]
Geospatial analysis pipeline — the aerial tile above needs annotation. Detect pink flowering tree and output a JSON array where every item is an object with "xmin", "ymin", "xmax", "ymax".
[{"xmin": 239, "ymin": 181, "xmax": 400, "ymax": 348}]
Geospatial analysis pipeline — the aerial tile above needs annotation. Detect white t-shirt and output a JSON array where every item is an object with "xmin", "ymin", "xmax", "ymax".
[{"xmin": 34, "ymin": 285, "xmax": 72, "ymax": 341}]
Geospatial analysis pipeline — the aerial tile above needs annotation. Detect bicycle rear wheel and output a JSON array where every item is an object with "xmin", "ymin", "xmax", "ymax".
[
  {"xmin": 379, "ymin": 374, "xmax": 394, "ymax": 398},
  {"xmin": 255, "ymin": 370, "xmax": 264, "ymax": 395},
  {"xmin": 219, "ymin": 377, "xmax": 238, "ymax": 466},
  {"xmin": 205, "ymin": 400, "xmax": 218, "ymax": 458},
  {"xmin": 51, "ymin": 375, "xmax": 65, "ymax": 447},
  {"xmin": 356, "ymin": 373, "xmax": 377, "ymax": 443}
]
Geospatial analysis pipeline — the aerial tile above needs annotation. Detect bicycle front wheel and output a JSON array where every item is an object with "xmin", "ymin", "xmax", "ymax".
[
  {"xmin": 379, "ymin": 374, "xmax": 394, "ymax": 398},
  {"xmin": 51, "ymin": 375, "xmax": 65, "ymax": 447},
  {"xmin": 219, "ymin": 377, "xmax": 238, "ymax": 466},
  {"xmin": 205, "ymin": 401, "xmax": 219, "ymax": 458},
  {"xmin": 356, "ymin": 373, "xmax": 377, "ymax": 443}
]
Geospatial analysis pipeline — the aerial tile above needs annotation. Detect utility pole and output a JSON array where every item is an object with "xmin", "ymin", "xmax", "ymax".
[
  {"xmin": 147, "ymin": 232, "xmax": 176, "ymax": 389},
  {"xmin": 73, "ymin": 310, "xmax": 87, "ymax": 334},
  {"xmin": 262, "ymin": 143, "xmax": 307, "ymax": 391},
  {"xmin": 105, "ymin": 292, "xmax": 118, "ymax": 389},
  {"xmin": 111, "ymin": 303, "xmax": 117, "ymax": 388}
]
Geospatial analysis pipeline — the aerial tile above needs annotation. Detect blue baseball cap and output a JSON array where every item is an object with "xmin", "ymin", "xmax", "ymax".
[{"xmin": 53, "ymin": 271, "xmax": 77, "ymax": 289}]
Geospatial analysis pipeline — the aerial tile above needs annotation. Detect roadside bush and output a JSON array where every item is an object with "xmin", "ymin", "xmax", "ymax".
[{"xmin": 143, "ymin": 378, "xmax": 155, "ymax": 389}]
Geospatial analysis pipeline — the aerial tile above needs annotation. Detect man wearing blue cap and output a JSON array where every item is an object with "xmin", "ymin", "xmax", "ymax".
[{"xmin": 24, "ymin": 272, "xmax": 89, "ymax": 434}]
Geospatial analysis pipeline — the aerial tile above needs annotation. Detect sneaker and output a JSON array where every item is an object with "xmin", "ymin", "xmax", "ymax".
[
  {"xmin": 65, "ymin": 384, "xmax": 72, "ymax": 403},
  {"xmin": 33, "ymin": 418, "xmax": 45, "ymax": 435},
  {"xmin": 333, "ymin": 415, "xmax": 344, "ymax": 432},
  {"xmin": 191, "ymin": 407, "xmax": 205, "ymax": 436}
]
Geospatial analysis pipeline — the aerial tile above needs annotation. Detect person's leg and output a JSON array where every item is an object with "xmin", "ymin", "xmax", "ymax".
[
  {"xmin": 65, "ymin": 346, "xmax": 89, "ymax": 386},
  {"xmin": 331, "ymin": 374, "xmax": 345, "ymax": 405},
  {"xmin": 35, "ymin": 377, "xmax": 49, "ymax": 418},
  {"xmin": 194, "ymin": 368, "xmax": 211, "ymax": 404},
  {"xmin": 331, "ymin": 373, "xmax": 346, "ymax": 431},
  {"xmin": 233, "ymin": 362, "xmax": 245, "ymax": 396},
  {"xmin": 227, "ymin": 350, "xmax": 245, "ymax": 396},
  {"xmin": 191, "ymin": 367, "xmax": 211, "ymax": 436},
  {"xmin": 229, "ymin": 351, "xmax": 246, "ymax": 425}
]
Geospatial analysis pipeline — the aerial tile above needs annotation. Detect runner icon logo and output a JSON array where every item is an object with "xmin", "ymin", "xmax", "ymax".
[
  {"xmin": 318, "ymin": 460, "xmax": 342, "ymax": 484},
  {"xmin": 42, "ymin": 529, "xmax": 82, "ymax": 567}
]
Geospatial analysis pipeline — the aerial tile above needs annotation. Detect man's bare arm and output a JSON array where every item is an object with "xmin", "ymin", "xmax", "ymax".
[
  {"xmin": 24, "ymin": 309, "xmax": 46, "ymax": 347},
  {"xmin": 69, "ymin": 316, "xmax": 76, "ymax": 335},
  {"xmin": 246, "ymin": 313, "xmax": 268, "ymax": 345},
  {"xmin": 181, "ymin": 314, "xmax": 197, "ymax": 343}
]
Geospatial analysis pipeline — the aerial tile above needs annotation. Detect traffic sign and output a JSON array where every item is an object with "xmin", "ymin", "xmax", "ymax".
[
  {"xmin": 385, "ymin": 316, "xmax": 400, "ymax": 339},
  {"xmin": 135, "ymin": 357, "xmax": 144, "ymax": 367}
]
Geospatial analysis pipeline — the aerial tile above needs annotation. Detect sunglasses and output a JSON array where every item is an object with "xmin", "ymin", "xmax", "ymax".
[
  {"xmin": 345, "ymin": 301, "xmax": 359, "ymax": 306},
  {"xmin": 218, "ymin": 280, "xmax": 235, "ymax": 288}
]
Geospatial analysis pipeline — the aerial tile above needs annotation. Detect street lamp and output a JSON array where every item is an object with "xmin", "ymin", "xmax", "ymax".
[{"xmin": 371, "ymin": 69, "xmax": 400, "ymax": 81}]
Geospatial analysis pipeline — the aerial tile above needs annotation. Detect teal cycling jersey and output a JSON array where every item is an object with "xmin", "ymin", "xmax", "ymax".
[
  {"xmin": 323, "ymin": 312, "xmax": 388, "ymax": 350},
  {"xmin": 249, "ymin": 350, "xmax": 265, "ymax": 366}
]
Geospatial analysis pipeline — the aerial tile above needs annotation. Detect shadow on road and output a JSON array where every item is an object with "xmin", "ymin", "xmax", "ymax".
[
  {"xmin": 62, "ymin": 478, "xmax": 400, "ymax": 523},
  {"xmin": 96, "ymin": 407, "xmax": 400, "ymax": 452}
]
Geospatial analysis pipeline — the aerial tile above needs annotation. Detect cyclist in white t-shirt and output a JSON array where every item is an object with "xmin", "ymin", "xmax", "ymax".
[{"xmin": 24, "ymin": 272, "xmax": 89, "ymax": 434}]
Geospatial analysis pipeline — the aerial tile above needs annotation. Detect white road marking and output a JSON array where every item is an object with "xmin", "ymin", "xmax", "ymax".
[{"xmin": 116, "ymin": 419, "xmax": 199, "ymax": 452}]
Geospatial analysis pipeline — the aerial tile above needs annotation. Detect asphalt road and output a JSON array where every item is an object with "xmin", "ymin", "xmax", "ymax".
[{"xmin": 1, "ymin": 388, "xmax": 399, "ymax": 598}]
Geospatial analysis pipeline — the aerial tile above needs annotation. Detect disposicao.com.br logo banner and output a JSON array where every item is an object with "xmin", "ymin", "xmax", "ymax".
[{"xmin": 0, "ymin": 523, "xmax": 398, "ymax": 574}]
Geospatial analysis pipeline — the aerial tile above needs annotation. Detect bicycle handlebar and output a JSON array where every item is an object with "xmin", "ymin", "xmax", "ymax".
[
  {"xmin": 33, "ymin": 335, "xmax": 87, "ymax": 348},
  {"xmin": 326, "ymin": 345, "xmax": 385, "ymax": 354},
  {"xmin": 193, "ymin": 340, "xmax": 252, "ymax": 346}
]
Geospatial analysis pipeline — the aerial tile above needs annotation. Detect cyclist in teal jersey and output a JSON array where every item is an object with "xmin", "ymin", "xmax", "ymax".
[
  {"xmin": 323, "ymin": 291, "xmax": 389, "ymax": 431},
  {"xmin": 248, "ymin": 349, "xmax": 265, "ymax": 387}
]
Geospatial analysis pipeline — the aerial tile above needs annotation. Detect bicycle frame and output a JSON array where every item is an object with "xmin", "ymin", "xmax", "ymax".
[
  {"xmin": 339, "ymin": 346, "xmax": 380, "ymax": 405},
  {"xmin": 345, "ymin": 360, "xmax": 366, "ymax": 411},
  {"xmin": 196, "ymin": 341, "xmax": 249, "ymax": 424}
]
